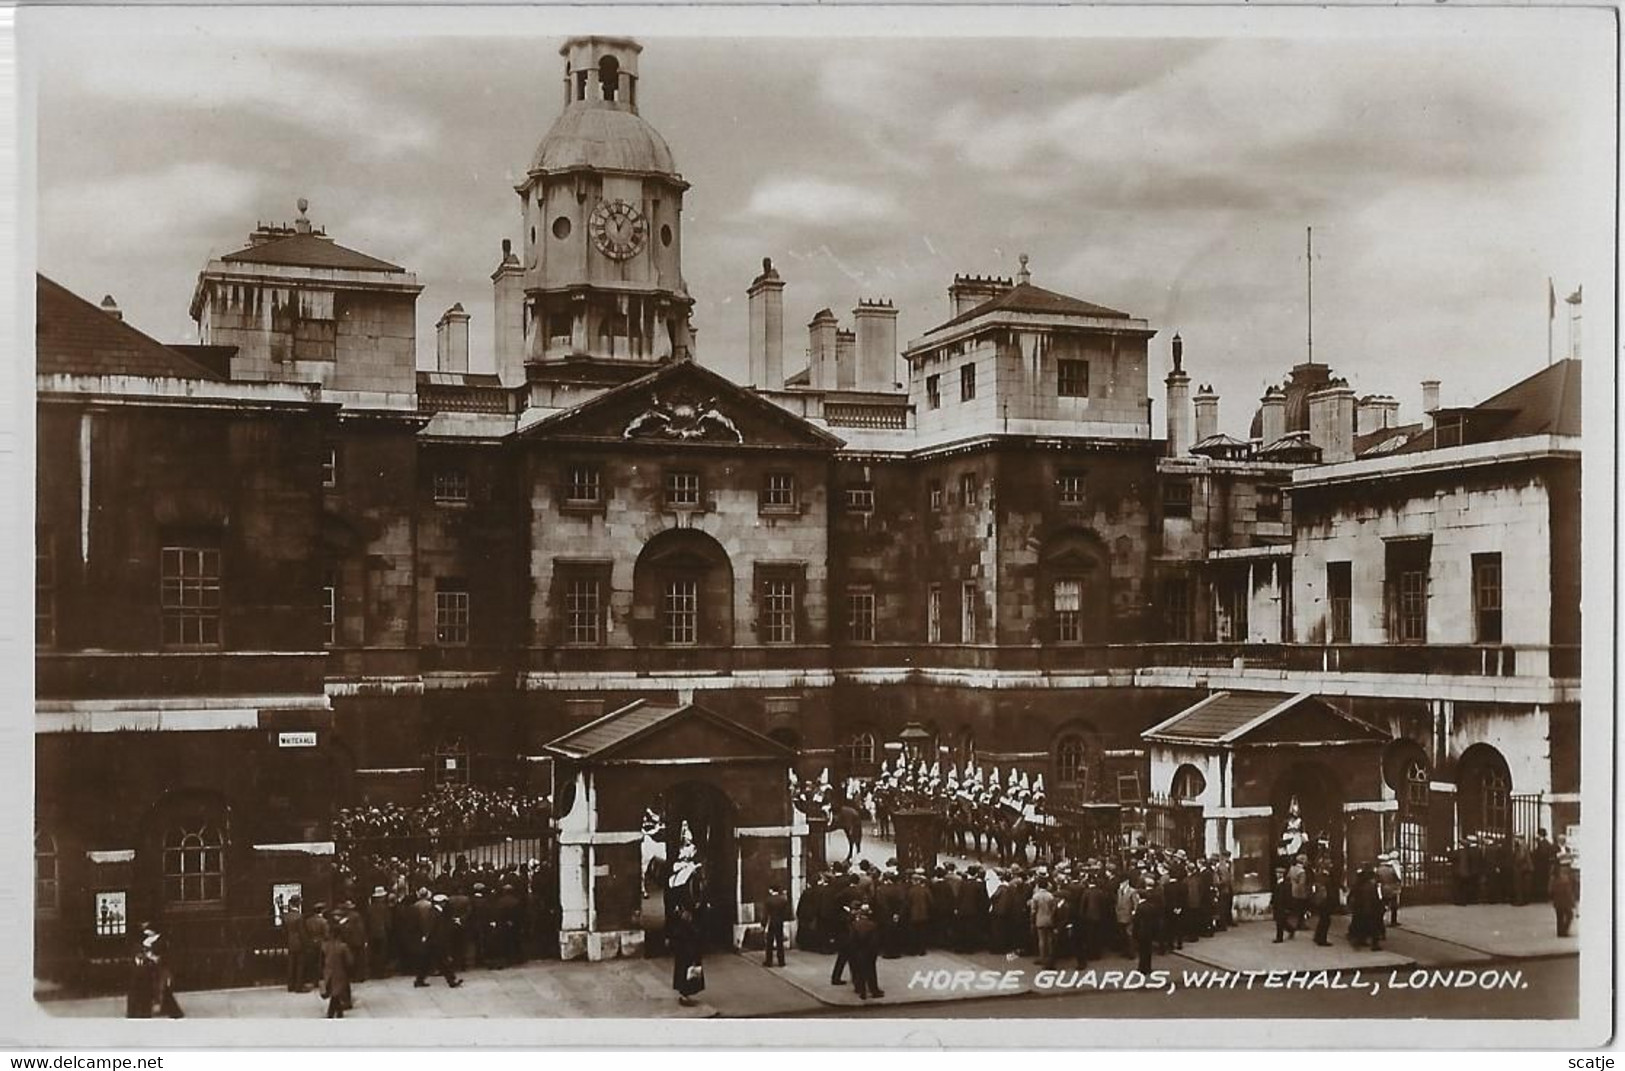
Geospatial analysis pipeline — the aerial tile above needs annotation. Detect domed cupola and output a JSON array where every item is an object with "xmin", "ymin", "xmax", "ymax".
[{"xmin": 511, "ymin": 36, "xmax": 694, "ymax": 373}]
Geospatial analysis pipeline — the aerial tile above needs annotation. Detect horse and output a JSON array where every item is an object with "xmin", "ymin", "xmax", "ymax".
[{"xmin": 830, "ymin": 802, "xmax": 864, "ymax": 861}]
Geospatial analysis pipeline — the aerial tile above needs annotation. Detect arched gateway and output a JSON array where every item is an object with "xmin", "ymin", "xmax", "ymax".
[{"xmin": 542, "ymin": 699, "xmax": 802, "ymax": 961}]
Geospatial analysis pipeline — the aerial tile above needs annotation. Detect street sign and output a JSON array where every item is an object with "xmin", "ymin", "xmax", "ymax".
[{"xmin": 277, "ymin": 732, "xmax": 317, "ymax": 748}]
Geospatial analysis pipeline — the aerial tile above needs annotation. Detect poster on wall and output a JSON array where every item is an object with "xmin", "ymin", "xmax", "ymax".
[
  {"xmin": 93, "ymin": 891, "xmax": 126, "ymax": 938},
  {"xmin": 270, "ymin": 883, "xmax": 302, "ymax": 928}
]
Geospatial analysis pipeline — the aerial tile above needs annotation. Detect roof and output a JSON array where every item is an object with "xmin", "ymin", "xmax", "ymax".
[
  {"xmin": 1397, "ymin": 359, "xmax": 1581, "ymax": 454},
  {"xmin": 547, "ymin": 700, "xmax": 683, "ymax": 759},
  {"xmin": 221, "ymin": 232, "xmax": 405, "ymax": 273},
  {"xmin": 1354, "ymin": 422, "xmax": 1422, "ymax": 458},
  {"xmin": 542, "ymin": 699, "xmax": 793, "ymax": 762},
  {"xmin": 1189, "ymin": 432, "xmax": 1251, "ymax": 458},
  {"xmin": 36, "ymin": 275, "xmax": 224, "ymax": 380},
  {"xmin": 1144, "ymin": 692, "xmax": 1301, "ymax": 744},
  {"xmin": 931, "ymin": 281, "xmax": 1130, "ymax": 334},
  {"xmin": 1143, "ymin": 691, "xmax": 1389, "ymax": 747},
  {"xmin": 529, "ymin": 104, "xmax": 678, "ymax": 176}
]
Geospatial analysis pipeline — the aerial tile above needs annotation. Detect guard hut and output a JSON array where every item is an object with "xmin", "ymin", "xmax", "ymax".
[
  {"xmin": 543, "ymin": 699, "xmax": 804, "ymax": 961},
  {"xmin": 1141, "ymin": 691, "xmax": 1391, "ymax": 911}
]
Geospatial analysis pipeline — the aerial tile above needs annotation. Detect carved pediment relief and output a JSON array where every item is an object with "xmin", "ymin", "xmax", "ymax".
[{"xmin": 622, "ymin": 392, "xmax": 743, "ymax": 444}]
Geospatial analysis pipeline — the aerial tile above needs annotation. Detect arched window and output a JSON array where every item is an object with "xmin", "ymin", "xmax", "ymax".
[
  {"xmin": 433, "ymin": 737, "xmax": 470, "ymax": 787},
  {"xmin": 599, "ymin": 55, "xmax": 621, "ymax": 102},
  {"xmin": 1171, "ymin": 764, "xmax": 1207, "ymax": 802},
  {"xmin": 1480, "ymin": 766, "xmax": 1510, "ymax": 835},
  {"xmin": 1403, "ymin": 758, "xmax": 1430, "ymax": 815},
  {"xmin": 1055, "ymin": 733, "xmax": 1088, "ymax": 798},
  {"xmin": 841, "ymin": 731, "xmax": 878, "ymax": 776},
  {"xmin": 163, "ymin": 824, "xmax": 225, "ymax": 905},
  {"xmin": 35, "ymin": 830, "xmax": 58, "ymax": 914}
]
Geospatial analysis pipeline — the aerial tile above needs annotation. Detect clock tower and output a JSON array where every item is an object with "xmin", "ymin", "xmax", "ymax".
[{"xmin": 505, "ymin": 35, "xmax": 694, "ymax": 380}]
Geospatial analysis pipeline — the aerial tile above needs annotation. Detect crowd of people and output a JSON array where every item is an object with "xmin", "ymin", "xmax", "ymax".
[
  {"xmin": 787, "ymin": 844, "xmax": 1240, "ymax": 996},
  {"xmin": 332, "ymin": 785, "xmax": 552, "ymax": 842},
  {"xmin": 279, "ymin": 854, "xmax": 561, "ymax": 1017}
]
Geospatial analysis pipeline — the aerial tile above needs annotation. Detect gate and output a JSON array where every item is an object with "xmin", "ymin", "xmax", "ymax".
[
  {"xmin": 1133, "ymin": 795, "xmax": 1205, "ymax": 857},
  {"xmin": 337, "ymin": 828, "xmax": 558, "ymax": 898},
  {"xmin": 1511, "ymin": 792, "xmax": 1545, "ymax": 842}
]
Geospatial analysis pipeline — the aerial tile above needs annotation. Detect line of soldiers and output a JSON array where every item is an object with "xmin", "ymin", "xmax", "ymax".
[{"xmin": 793, "ymin": 845, "xmax": 1237, "ymax": 983}]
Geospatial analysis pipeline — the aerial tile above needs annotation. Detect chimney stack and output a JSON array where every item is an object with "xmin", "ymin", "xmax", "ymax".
[
  {"xmin": 491, "ymin": 239, "xmax": 526, "ymax": 386},
  {"xmin": 807, "ymin": 308, "xmax": 839, "ymax": 389},
  {"xmin": 1164, "ymin": 334, "xmax": 1191, "ymax": 458},
  {"xmin": 1193, "ymin": 384, "xmax": 1220, "ymax": 444},
  {"xmin": 435, "ymin": 302, "xmax": 471, "ymax": 374},
  {"xmin": 853, "ymin": 299, "xmax": 899, "ymax": 390},
  {"xmin": 1356, "ymin": 394, "xmax": 1400, "ymax": 436},
  {"xmin": 1308, "ymin": 378, "xmax": 1357, "ymax": 463},
  {"xmin": 1421, "ymin": 379, "xmax": 1441, "ymax": 428},
  {"xmin": 747, "ymin": 258, "xmax": 786, "ymax": 389},
  {"xmin": 99, "ymin": 295, "xmax": 122, "ymax": 322},
  {"xmin": 948, "ymin": 274, "xmax": 1014, "ymax": 317},
  {"xmin": 1259, "ymin": 385, "xmax": 1287, "ymax": 445},
  {"xmin": 834, "ymin": 328, "xmax": 857, "ymax": 390}
]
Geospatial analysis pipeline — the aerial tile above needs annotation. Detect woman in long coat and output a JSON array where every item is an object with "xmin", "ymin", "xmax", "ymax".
[
  {"xmin": 124, "ymin": 939, "xmax": 157, "ymax": 1019},
  {"xmin": 322, "ymin": 928, "xmax": 354, "ymax": 1019},
  {"xmin": 665, "ymin": 851, "xmax": 707, "ymax": 1007}
]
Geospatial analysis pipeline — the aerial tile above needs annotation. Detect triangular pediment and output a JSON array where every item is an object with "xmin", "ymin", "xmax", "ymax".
[
  {"xmin": 519, "ymin": 361, "xmax": 844, "ymax": 451},
  {"xmin": 543, "ymin": 700, "xmax": 794, "ymax": 764},
  {"xmin": 1235, "ymin": 697, "xmax": 1389, "ymax": 747}
]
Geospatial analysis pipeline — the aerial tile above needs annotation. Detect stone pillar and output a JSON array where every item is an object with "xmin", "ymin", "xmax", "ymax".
[{"xmin": 556, "ymin": 771, "xmax": 593, "ymax": 960}]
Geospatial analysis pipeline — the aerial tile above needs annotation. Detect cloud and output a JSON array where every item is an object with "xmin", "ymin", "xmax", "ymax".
[
  {"xmin": 745, "ymin": 177, "xmax": 898, "ymax": 226},
  {"xmin": 56, "ymin": 39, "xmax": 438, "ymax": 158}
]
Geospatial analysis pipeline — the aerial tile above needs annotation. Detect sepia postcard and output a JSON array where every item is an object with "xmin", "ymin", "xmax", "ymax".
[{"xmin": 5, "ymin": 2, "xmax": 1615, "ymax": 1049}]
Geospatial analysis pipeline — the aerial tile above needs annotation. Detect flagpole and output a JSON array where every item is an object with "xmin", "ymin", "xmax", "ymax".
[{"xmin": 1547, "ymin": 278, "xmax": 1554, "ymax": 367}]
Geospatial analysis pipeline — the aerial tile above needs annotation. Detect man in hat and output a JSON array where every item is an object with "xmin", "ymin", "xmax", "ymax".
[
  {"xmin": 283, "ymin": 894, "xmax": 310, "ymax": 992},
  {"xmin": 1132, "ymin": 875, "xmax": 1161, "ymax": 974},
  {"xmin": 848, "ymin": 902, "xmax": 884, "ymax": 1001},
  {"xmin": 956, "ymin": 865, "xmax": 989, "ymax": 953},
  {"xmin": 412, "ymin": 891, "xmax": 463, "ymax": 988},
  {"xmin": 1532, "ymin": 829, "xmax": 1555, "ymax": 901},
  {"xmin": 1028, "ymin": 877, "xmax": 1058, "ymax": 968},
  {"xmin": 366, "ymin": 887, "xmax": 393, "ymax": 979},
  {"xmin": 1374, "ymin": 853, "xmax": 1402, "ymax": 927},
  {"xmin": 761, "ymin": 882, "xmax": 790, "ymax": 967}
]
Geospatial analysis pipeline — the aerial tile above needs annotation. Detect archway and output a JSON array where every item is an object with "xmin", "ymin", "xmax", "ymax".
[
  {"xmin": 1270, "ymin": 761, "xmax": 1345, "ymax": 883},
  {"xmin": 656, "ymin": 779, "xmax": 736, "ymax": 947},
  {"xmin": 1456, "ymin": 743, "xmax": 1513, "ymax": 843},
  {"xmin": 631, "ymin": 528, "xmax": 734, "ymax": 648},
  {"xmin": 1039, "ymin": 528, "xmax": 1111, "ymax": 644}
]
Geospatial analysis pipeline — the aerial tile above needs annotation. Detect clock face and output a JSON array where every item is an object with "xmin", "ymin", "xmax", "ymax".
[{"xmin": 589, "ymin": 199, "xmax": 648, "ymax": 261}]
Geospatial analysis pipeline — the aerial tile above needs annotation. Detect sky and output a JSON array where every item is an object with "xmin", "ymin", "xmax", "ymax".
[{"xmin": 26, "ymin": 7, "xmax": 1617, "ymax": 440}]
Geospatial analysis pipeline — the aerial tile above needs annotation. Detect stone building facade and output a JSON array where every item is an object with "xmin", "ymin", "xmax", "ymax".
[{"xmin": 35, "ymin": 36, "xmax": 1584, "ymax": 978}]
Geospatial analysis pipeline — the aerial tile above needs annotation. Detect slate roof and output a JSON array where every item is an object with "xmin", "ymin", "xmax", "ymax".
[
  {"xmin": 530, "ymin": 104, "xmax": 679, "ymax": 176},
  {"xmin": 1143, "ymin": 692, "xmax": 1301, "ymax": 744},
  {"xmin": 221, "ymin": 232, "xmax": 405, "ymax": 273},
  {"xmin": 542, "ymin": 699, "xmax": 793, "ymax": 762},
  {"xmin": 1397, "ymin": 359, "xmax": 1581, "ymax": 454},
  {"xmin": 1353, "ymin": 422, "xmax": 1422, "ymax": 458},
  {"xmin": 931, "ymin": 282, "xmax": 1130, "ymax": 334},
  {"xmin": 546, "ymin": 700, "xmax": 684, "ymax": 759},
  {"xmin": 37, "ymin": 275, "xmax": 224, "ymax": 380},
  {"xmin": 1143, "ymin": 691, "xmax": 1389, "ymax": 747}
]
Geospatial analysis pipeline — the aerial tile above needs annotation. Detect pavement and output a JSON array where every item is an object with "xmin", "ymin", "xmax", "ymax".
[{"xmin": 40, "ymin": 901, "xmax": 1575, "ymax": 1019}]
